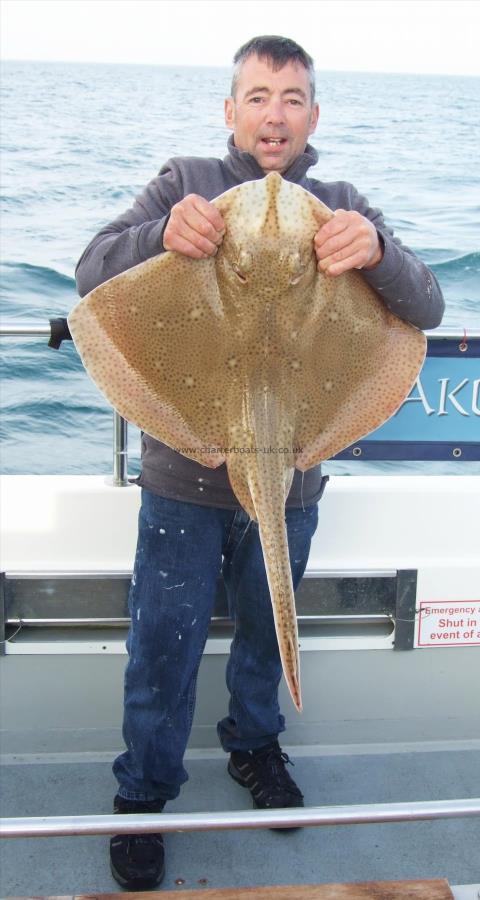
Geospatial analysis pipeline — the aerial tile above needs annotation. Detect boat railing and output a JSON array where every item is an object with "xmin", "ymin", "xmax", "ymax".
[{"xmin": 1, "ymin": 797, "xmax": 480, "ymax": 839}]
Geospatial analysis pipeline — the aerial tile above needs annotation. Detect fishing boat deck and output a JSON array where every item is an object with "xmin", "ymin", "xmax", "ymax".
[
  {"xmin": 1, "ymin": 742, "xmax": 479, "ymax": 896},
  {"xmin": 1, "ymin": 473, "xmax": 479, "ymax": 896}
]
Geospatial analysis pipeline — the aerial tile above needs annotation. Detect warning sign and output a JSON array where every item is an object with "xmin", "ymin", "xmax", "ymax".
[{"xmin": 417, "ymin": 600, "xmax": 480, "ymax": 647}]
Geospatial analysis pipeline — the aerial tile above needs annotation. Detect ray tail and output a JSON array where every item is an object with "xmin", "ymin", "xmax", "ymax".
[{"xmin": 226, "ymin": 385, "xmax": 302, "ymax": 712}]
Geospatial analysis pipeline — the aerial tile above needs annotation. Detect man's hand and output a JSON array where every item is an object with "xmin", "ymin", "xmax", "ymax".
[
  {"xmin": 314, "ymin": 209, "xmax": 383, "ymax": 276},
  {"xmin": 163, "ymin": 194, "xmax": 225, "ymax": 259}
]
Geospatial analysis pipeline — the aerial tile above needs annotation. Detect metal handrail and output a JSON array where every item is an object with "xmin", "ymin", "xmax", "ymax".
[
  {"xmin": 0, "ymin": 324, "xmax": 52, "ymax": 337},
  {"xmin": 2, "ymin": 324, "xmax": 478, "ymax": 340},
  {"xmin": 1, "ymin": 798, "xmax": 479, "ymax": 838},
  {"xmin": 4, "ymin": 614, "xmax": 392, "ymax": 628},
  {"xmin": 2, "ymin": 568, "xmax": 398, "ymax": 578}
]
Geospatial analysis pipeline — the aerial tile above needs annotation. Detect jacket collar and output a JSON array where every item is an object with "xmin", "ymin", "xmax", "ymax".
[{"xmin": 223, "ymin": 134, "xmax": 318, "ymax": 186}]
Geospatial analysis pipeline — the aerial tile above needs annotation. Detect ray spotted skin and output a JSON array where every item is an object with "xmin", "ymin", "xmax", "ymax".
[{"xmin": 69, "ymin": 173, "xmax": 426, "ymax": 711}]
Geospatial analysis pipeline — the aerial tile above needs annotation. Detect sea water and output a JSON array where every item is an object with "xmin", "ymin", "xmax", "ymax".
[{"xmin": 1, "ymin": 62, "xmax": 479, "ymax": 475}]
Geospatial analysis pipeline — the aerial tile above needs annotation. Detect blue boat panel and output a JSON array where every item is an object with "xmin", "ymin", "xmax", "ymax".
[
  {"xmin": 333, "ymin": 338, "xmax": 480, "ymax": 461},
  {"xmin": 334, "ymin": 441, "xmax": 480, "ymax": 461}
]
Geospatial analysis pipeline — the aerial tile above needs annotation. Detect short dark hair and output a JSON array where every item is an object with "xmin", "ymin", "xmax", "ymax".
[{"xmin": 231, "ymin": 35, "xmax": 316, "ymax": 103}]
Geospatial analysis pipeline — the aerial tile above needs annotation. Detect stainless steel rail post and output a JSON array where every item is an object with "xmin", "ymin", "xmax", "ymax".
[
  {"xmin": 1, "ymin": 798, "xmax": 479, "ymax": 838},
  {"xmin": 113, "ymin": 410, "xmax": 129, "ymax": 486}
]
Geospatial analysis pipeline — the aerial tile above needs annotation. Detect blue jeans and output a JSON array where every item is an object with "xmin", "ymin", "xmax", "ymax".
[{"xmin": 113, "ymin": 488, "xmax": 318, "ymax": 802}]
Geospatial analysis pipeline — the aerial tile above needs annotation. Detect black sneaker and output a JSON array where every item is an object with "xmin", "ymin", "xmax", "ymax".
[
  {"xmin": 228, "ymin": 740, "xmax": 304, "ymax": 813},
  {"xmin": 110, "ymin": 794, "xmax": 165, "ymax": 890}
]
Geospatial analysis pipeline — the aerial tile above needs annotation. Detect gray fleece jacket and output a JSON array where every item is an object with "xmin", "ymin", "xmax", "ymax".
[{"xmin": 75, "ymin": 137, "xmax": 444, "ymax": 509}]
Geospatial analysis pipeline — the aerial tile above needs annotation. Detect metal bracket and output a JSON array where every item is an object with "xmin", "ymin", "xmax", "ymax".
[
  {"xmin": 0, "ymin": 572, "xmax": 6, "ymax": 656},
  {"xmin": 393, "ymin": 569, "xmax": 418, "ymax": 650}
]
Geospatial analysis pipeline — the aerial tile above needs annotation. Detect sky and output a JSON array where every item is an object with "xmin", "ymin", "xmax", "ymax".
[{"xmin": 1, "ymin": 0, "xmax": 479, "ymax": 76}]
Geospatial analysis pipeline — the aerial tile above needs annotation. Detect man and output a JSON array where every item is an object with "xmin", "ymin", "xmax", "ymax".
[{"xmin": 76, "ymin": 36, "xmax": 444, "ymax": 891}]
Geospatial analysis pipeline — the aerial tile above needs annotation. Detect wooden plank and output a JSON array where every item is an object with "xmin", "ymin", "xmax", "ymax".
[{"xmin": 30, "ymin": 877, "xmax": 454, "ymax": 900}]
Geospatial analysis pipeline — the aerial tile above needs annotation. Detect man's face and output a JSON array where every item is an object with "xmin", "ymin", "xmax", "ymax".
[{"xmin": 225, "ymin": 55, "xmax": 319, "ymax": 174}]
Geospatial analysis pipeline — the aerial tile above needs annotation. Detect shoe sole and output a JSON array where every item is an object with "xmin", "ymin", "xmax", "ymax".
[{"xmin": 110, "ymin": 856, "xmax": 165, "ymax": 890}]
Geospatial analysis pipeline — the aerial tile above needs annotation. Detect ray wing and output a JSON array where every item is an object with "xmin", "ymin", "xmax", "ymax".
[
  {"xmin": 291, "ymin": 268, "xmax": 426, "ymax": 469},
  {"xmin": 69, "ymin": 251, "xmax": 237, "ymax": 468}
]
